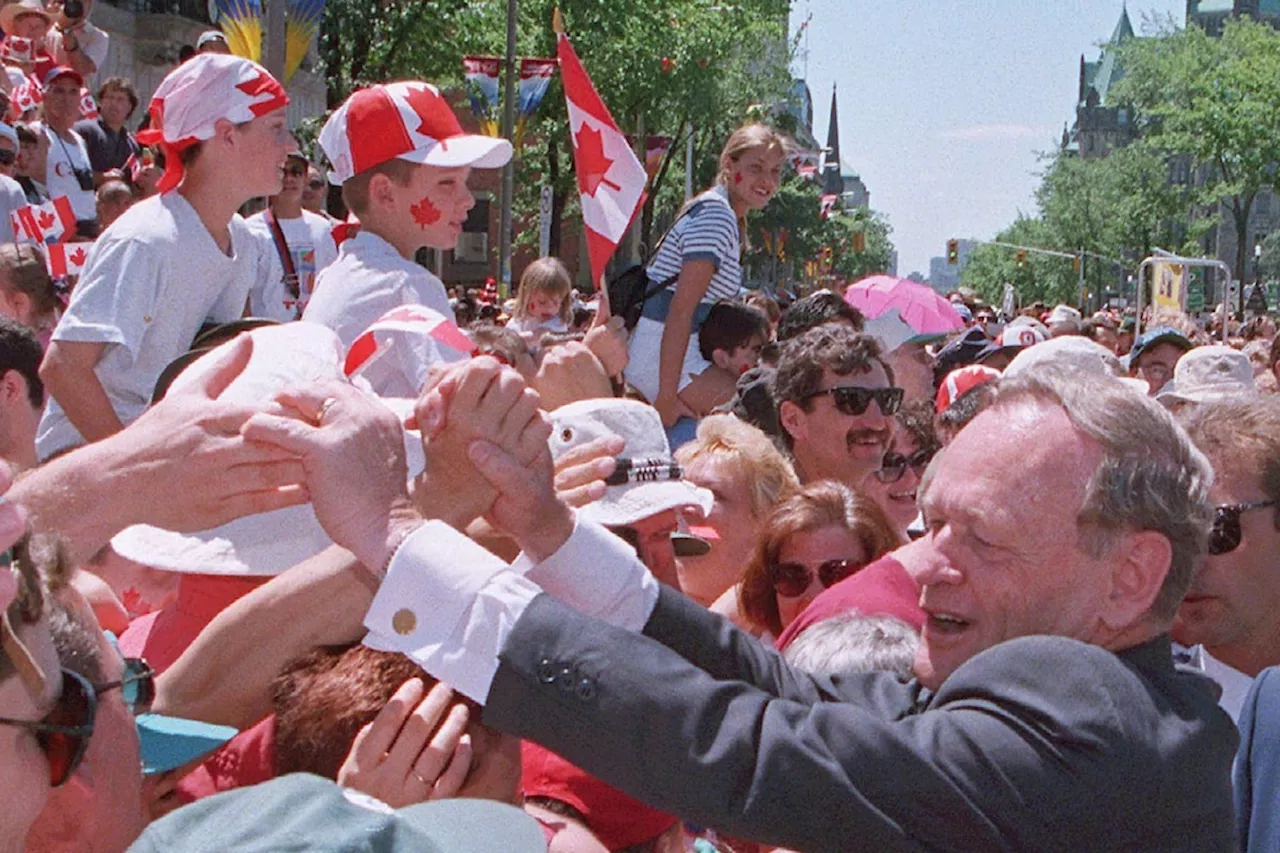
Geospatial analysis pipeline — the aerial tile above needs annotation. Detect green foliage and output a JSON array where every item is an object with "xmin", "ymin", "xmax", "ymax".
[
  {"xmin": 741, "ymin": 174, "xmax": 895, "ymax": 292},
  {"xmin": 960, "ymin": 216, "xmax": 1081, "ymax": 306},
  {"xmin": 1111, "ymin": 16, "xmax": 1280, "ymax": 296}
]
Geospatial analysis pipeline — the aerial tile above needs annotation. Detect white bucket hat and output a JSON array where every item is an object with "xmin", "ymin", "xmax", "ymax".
[
  {"xmin": 112, "ymin": 323, "xmax": 425, "ymax": 576},
  {"xmin": 550, "ymin": 399, "xmax": 712, "ymax": 528},
  {"xmin": 1156, "ymin": 345, "xmax": 1258, "ymax": 406},
  {"xmin": 1004, "ymin": 335, "xmax": 1148, "ymax": 392}
]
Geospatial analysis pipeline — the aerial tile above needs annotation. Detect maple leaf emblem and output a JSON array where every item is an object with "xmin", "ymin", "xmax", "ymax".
[
  {"xmin": 37, "ymin": 210, "xmax": 55, "ymax": 230},
  {"xmin": 236, "ymin": 70, "xmax": 286, "ymax": 117},
  {"xmin": 403, "ymin": 84, "xmax": 449, "ymax": 139},
  {"xmin": 574, "ymin": 124, "xmax": 622, "ymax": 197},
  {"xmin": 69, "ymin": 247, "xmax": 86, "ymax": 265},
  {"xmin": 410, "ymin": 196, "xmax": 441, "ymax": 228}
]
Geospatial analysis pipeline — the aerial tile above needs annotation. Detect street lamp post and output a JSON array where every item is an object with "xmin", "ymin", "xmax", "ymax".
[{"xmin": 497, "ymin": 0, "xmax": 518, "ymax": 296}]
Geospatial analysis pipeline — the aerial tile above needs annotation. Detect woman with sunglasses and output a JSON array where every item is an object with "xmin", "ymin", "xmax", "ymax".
[
  {"xmin": 0, "ymin": 533, "xmax": 83, "ymax": 853},
  {"xmin": 735, "ymin": 481, "xmax": 902, "ymax": 641},
  {"xmin": 862, "ymin": 400, "xmax": 940, "ymax": 540}
]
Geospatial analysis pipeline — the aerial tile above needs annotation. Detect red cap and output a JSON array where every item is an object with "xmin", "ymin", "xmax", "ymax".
[
  {"xmin": 117, "ymin": 573, "xmax": 266, "ymax": 674},
  {"xmin": 934, "ymin": 364, "xmax": 1001, "ymax": 414},
  {"xmin": 521, "ymin": 742, "xmax": 678, "ymax": 851}
]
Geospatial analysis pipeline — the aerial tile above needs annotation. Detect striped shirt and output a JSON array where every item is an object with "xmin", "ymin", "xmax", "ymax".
[{"xmin": 646, "ymin": 186, "xmax": 742, "ymax": 304}]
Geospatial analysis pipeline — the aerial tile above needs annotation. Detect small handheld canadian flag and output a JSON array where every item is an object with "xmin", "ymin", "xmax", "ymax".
[
  {"xmin": 79, "ymin": 89, "xmax": 99, "ymax": 120},
  {"xmin": 10, "ymin": 196, "xmax": 76, "ymax": 245},
  {"xmin": 45, "ymin": 242, "xmax": 91, "ymax": 278},
  {"xmin": 11, "ymin": 76, "xmax": 41, "ymax": 115}
]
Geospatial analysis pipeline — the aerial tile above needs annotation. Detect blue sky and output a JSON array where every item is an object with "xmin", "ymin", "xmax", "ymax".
[{"xmin": 794, "ymin": 0, "xmax": 1185, "ymax": 277}]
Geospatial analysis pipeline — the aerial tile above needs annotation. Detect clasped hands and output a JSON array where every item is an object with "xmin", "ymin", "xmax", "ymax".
[{"xmin": 242, "ymin": 356, "xmax": 573, "ymax": 573}]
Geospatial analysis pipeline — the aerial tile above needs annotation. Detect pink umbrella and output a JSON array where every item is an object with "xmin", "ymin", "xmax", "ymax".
[{"xmin": 843, "ymin": 275, "xmax": 965, "ymax": 337}]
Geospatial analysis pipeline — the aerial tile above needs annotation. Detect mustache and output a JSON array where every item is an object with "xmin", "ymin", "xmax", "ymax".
[{"xmin": 846, "ymin": 428, "xmax": 892, "ymax": 445}]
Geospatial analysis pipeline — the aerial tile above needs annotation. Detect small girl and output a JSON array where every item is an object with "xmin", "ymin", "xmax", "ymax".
[{"xmin": 507, "ymin": 257, "xmax": 572, "ymax": 336}]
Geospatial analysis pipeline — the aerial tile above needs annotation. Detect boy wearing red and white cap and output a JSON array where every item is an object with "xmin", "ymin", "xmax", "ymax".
[
  {"xmin": 37, "ymin": 54, "xmax": 290, "ymax": 460},
  {"xmin": 302, "ymin": 81, "xmax": 511, "ymax": 349}
]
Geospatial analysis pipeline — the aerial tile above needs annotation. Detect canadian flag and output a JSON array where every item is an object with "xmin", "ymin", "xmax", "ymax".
[
  {"xmin": 819, "ymin": 194, "xmax": 838, "ymax": 220},
  {"xmin": 45, "ymin": 241, "xmax": 91, "ymax": 278},
  {"xmin": 12, "ymin": 76, "xmax": 41, "ymax": 115},
  {"xmin": 79, "ymin": 89, "xmax": 98, "ymax": 120},
  {"xmin": 556, "ymin": 12, "xmax": 647, "ymax": 288},
  {"xmin": 10, "ymin": 196, "xmax": 75, "ymax": 245}
]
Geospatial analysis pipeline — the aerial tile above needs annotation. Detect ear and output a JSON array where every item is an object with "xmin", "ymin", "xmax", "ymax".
[
  {"xmin": 368, "ymin": 173, "xmax": 398, "ymax": 213},
  {"xmin": 1101, "ymin": 529, "xmax": 1174, "ymax": 631},
  {"xmin": 210, "ymin": 117, "xmax": 238, "ymax": 153},
  {"xmin": 778, "ymin": 399, "xmax": 806, "ymax": 445},
  {"xmin": 0, "ymin": 368, "xmax": 22, "ymax": 403},
  {"xmin": 710, "ymin": 348, "xmax": 732, "ymax": 371}
]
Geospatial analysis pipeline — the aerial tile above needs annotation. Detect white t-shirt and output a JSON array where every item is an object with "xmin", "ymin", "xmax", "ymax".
[
  {"xmin": 243, "ymin": 208, "xmax": 339, "ymax": 321},
  {"xmin": 42, "ymin": 124, "xmax": 95, "ymax": 221},
  {"xmin": 46, "ymin": 21, "xmax": 109, "ymax": 81},
  {"xmin": 0, "ymin": 174, "xmax": 29, "ymax": 243},
  {"xmin": 302, "ymin": 229, "xmax": 453, "ymax": 349},
  {"xmin": 37, "ymin": 192, "xmax": 261, "ymax": 459}
]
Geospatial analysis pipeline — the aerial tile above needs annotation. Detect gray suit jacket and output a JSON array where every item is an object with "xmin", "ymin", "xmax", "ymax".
[{"xmin": 485, "ymin": 588, "xmax": 1237, "ymax": 853}]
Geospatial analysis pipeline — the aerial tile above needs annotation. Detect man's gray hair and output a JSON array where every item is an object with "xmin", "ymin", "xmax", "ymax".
[
  {"xmin": 992, "ymin": 368, "xmax": 1213, "ymax": 622},
  {"xmin": 783, "ymin": 614, "xmax": 919, "ymax": 680}
]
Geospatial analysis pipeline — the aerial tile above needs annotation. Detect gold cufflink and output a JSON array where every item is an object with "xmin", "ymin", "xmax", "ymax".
[{"xmin": 392, "ymin": 609, "xmax": 416, "ymax": 636}]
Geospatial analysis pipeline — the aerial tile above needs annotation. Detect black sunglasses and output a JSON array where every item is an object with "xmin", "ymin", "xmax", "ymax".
[
  {"xmin": 283, "ymin": 164, "xmax": 307, "ymax": 177},
  {"xmin": 1208, "ymin": 500, "xmax": 1279, "ymax": 556},
  {"xmin": 92, "ymin": 656, "xmax": 155, "ymax": 716},
  {"xmin": 874, "ymin": 448, "xmax": 934, "ymax": 484},
  {"xmin": 771, "ymin": 558, "xmax": 865, "ymax": 598},
  {"xmin": 805, "ymin": 386, "xmax": 904, "ymax": 417},
  {"xmin": 0, "ymin": 149, "xmax": 16, "ymax": 166},
  {"xmin": 0, "ymin": 668, "xmax": 96, "ymax": 786}
]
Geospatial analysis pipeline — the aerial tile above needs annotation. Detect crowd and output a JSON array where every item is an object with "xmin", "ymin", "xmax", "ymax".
[{"xmin": 0, "ymin": 15, "xmax": 1279, "ymax": 853}]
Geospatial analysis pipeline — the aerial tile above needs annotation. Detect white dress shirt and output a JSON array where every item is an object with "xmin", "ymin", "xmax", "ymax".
[{"xmin": 363, "ymin": 517, "xmax": 659, "ymax": 703}]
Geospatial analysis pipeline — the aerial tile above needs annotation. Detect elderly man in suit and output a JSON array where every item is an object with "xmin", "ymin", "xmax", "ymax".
[{"xmin": 244, "ymin": 359, "xmax": 1237, "ymax": 853}]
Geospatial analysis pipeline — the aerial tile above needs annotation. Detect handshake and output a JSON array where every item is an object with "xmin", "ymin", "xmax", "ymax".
[{"xmin": 242, "ymin": 356, "xmax": 576, "ymax": 575}]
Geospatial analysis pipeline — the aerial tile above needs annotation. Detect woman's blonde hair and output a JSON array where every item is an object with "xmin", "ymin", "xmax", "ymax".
[
  {"xmin": 716, "ymin": 123, "xmax": 788, "ymax": 189},
  {"xmin": 738, "ymin": 481, "xmax": 902, "ymax": 637},
  {"xmin": 514, "ymin": 256, "xmax": 573, "ymax": 325},
  {"xmin": 676, "ymin": 414, "xmax": 799, "ymax": 520}
]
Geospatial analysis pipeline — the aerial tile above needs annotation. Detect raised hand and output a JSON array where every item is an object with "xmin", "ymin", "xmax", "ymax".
[
  {"xmin": 553, "ymin": 434, "xmax": 623, "ymax": 508},
  {"xmin": 337, "ymin": 678, "xmax": 473, "ymax": 808}
]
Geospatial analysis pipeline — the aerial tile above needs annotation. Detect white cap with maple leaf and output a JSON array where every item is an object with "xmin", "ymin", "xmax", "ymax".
[{"xmin": 319, "ymin": 82, "xmax": 512, "ymax": 185}]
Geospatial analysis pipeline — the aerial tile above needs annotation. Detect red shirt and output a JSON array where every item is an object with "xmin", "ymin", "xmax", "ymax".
[{"xmin": 776, "ymin": 554, "xmax": 924, "ymax": 650}]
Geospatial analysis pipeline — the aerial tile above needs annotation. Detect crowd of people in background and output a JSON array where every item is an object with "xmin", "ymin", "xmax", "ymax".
[{"xmin": 0, "ymin": 8, "xmax": 1279, "ymax": 853}]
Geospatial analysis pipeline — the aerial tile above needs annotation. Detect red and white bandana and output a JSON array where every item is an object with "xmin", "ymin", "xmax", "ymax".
[
  {"xmin": 136, "ymin": 54, "xmax": 288, "ymax": 193},
  {"xmin": 319, "ymin": 81, "xmax": 510, "ymax": 185}
]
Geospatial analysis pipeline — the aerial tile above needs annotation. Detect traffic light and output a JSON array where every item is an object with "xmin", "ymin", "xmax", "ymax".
[
  {"xmin": 946, "ymin": 238, "xmax": 959, "ymax": 265},
  {"xmin": 852, "ymin": 231, "xmax": 866, "ymax": 253},
  {"xmin": 1015, "ymin": 249, "xmax": 1027, "ymax": 270},
  {"xmin": 1073, "ymin": 254, "xmax": 1081, "ymax": 273}
]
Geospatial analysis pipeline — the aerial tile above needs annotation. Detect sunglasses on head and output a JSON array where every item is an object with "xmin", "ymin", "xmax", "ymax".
[
  {"xmin": 771, "ymin": 558, "xmax": 865, "ymax": 598},
  {"xmin": 805, "ymin": 386, "xmax": 904, "ymax": 417},
  {"xmin": 874, "ymin": 448, "xmax": 934, "ymax": 484},
  {"xmin": 0, "ymin": 667, "xmax": 96, "ymax": 786},
  {"xmin": 1208, "ymin": 499, "xmax": 1279, "ymax": 556}
]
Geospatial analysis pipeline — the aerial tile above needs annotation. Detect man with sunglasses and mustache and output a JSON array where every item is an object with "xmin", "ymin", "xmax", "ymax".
[
  {"xmin": 1172, "ymin": 396, "xmax": 1280, "ymax": 722},
  {"xmin": 774, "ymin": 324, "xmax": 900, "ymax": 489},
  {"xmin": 245, "ymin": 150, "xmax": 339, "ymax": 321}
]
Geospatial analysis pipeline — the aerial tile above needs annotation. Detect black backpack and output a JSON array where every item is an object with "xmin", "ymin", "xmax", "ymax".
[{"xmin": 606, "ymin": 200, "xmax": 706, "ymax": 330}]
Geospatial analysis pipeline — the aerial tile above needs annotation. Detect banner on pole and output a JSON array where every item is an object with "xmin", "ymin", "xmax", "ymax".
[
  {"xmin": 1152, "ymin": 261, "xmax": 1187, "ymax": 312},
  {"xmin": 462, "ymin": 56, "xmax": 501, "ymax": 137},
  {"xmin": 515, "ymin": 58, "xmax": 558, "ymax": 144}
]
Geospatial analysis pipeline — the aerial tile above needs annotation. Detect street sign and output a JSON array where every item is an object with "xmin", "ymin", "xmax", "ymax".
[
  {"xmin": 1186, "ymin": 279, "xmax": 1204, "ymax": 313},
  {"xmin": 1001, "ymin": 283, "xmax": 1015, "ymax": 318}
]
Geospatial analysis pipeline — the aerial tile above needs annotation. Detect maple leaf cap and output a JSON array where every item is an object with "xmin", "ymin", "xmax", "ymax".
[{"xmin": 319, "ymin": 81, "xmax": 512, "ymax": 186}]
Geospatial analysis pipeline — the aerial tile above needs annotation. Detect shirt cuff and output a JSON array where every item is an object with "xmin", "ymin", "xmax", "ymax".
[
  {"xmin": 363, "ymin": 521, "xmax": 542, "ymax": 702},
  {"xmin": 521, "ymin": 517, "xmax": 660, "ymax": 632}
]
